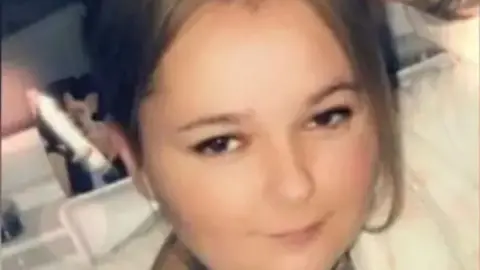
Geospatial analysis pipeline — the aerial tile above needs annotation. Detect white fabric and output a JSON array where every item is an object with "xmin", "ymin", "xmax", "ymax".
[
  {"xmin": 351, "ymin": 11, "xmax": 479, "ymax": 270},
  {"xmin": 407, "ymin": 8, "xmax": 479, "ymax": 65}
]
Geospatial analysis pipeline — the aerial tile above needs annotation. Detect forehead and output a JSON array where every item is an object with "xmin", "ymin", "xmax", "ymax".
[{"xmin": 145, "ymin": 0, "xmax": 351, "ymax": 121}]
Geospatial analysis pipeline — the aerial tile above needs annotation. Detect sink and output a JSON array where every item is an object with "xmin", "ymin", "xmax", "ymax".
[
  {"xmin": 2, "ymin": 234, "xmax": 77, "ymax": 270},
  {"xmin": 1, "ymin": 198, "xmax": 77, "ymax": 270},
  {"xmin": 59, "ymin": 178, "xmax": 161, "ymax": 264},
  {"xmin": 2, "ymin": 178, "xmax": 169, "ymax": 270},
  {"xmin": 1, "ymin": 176, "xmax": 71, "ymax": 270}
]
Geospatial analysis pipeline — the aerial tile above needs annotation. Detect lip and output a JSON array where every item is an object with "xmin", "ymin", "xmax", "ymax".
[
  {"xmin": 267, "ymin": 214, "xmax": 331, "ymax": 246},
  {"xmin": 270, "ymin": 220, "xmax": 323, "ymax": 238}
]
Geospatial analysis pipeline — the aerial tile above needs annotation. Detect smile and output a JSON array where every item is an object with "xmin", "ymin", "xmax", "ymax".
[{"xmin": 268, "ymin": 214, "xmax": 332, "ymax": 247}]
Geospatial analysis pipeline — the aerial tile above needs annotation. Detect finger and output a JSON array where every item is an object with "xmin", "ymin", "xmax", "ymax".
[{"xmin": 25, "ymin": 88, "xmax": 40, "ymax": 115}]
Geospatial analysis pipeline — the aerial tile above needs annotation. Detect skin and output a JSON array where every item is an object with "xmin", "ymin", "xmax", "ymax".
[
  {"xmin": 136, "ymin": 1, "xmax": 379, "ymax": 269},
  {"xmin": 2, "ymin": 67, "xmax": 38, "ymax": 137},
  {"xmin": 91, "ymin": 0, "xmax": 379, "ymax": 269}
]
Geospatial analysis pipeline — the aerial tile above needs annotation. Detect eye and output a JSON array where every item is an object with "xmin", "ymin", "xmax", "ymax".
[
  {"xmin": 306, "ymin": 106, "xmax": 353, "ymax": 129},
  {"xmin": 192, "ymin": 134, "xmax": 243, "ymax": 156}
]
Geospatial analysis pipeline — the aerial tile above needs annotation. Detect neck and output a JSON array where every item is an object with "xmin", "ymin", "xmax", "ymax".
[
  {"xmin": 151, "ymin": 234, "xmax": 196, "ymax": 270},
  {"xmin": 152, "ymin": 234, "xmax": 354, "ymax": 270}
]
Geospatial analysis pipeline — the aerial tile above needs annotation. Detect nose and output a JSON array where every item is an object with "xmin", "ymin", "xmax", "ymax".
[{"xmin": 265, "ymin": 141, "xmax": 315, "ymax": 205}]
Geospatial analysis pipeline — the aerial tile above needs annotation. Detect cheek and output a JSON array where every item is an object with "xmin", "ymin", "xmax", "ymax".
[
  {"xmin": 144, "ymin": 145, "xmax": 257, "ymax": 268},
  {"xmin": 308, "ymin": 124, "xmax": 379, "ymax": 248},
  {"xmin": 334, "ymin": 138, "xmax": 377, "ymax": 194},
  {"xmin": 295, "ymin": 126, "xmax": 378, "ymax": 266},
  {"xmin": 310, "ymin": 126, "xmax": 379, "ymax": 219},
  {"xmin": 144, "ymin": 145, "xmax": 252, "ymax": 236}
]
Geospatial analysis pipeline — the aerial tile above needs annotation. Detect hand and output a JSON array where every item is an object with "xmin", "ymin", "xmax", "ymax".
[
  {"xmin": 1, "ymin": 66, "xmax": 38, "ymax": 136},
  {"xmin": 72, "ymin": 147, "xmax": 93, "ymax": 163},
  {"xmin": 84, "ymin": 122, "xmax": 117, "ymax": 160},
  {"xmin": 25, "ymin": 88, "xmax": 39, "ymax": 117}
]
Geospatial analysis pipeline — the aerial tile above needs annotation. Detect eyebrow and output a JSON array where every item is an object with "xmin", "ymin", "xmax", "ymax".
[
  {"xmin": 178, "ymin": 114, "xmax": 246, "ymax": 132},
  {"xmin": 177, "ymin": 79, "xmax": 359, "ymax": 132},
  {"xmin": 306, "ymin": 79, "xmax": 360, "ymax": 107}
]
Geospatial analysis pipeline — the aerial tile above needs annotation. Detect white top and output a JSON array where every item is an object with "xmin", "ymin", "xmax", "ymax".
[{"xmin": 351, "ymin": 11, "xmax": 479, "ymax": 270}]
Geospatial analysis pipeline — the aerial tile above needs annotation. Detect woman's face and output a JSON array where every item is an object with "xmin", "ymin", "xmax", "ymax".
[{"xmin": 139, "ymin": 1, "xmax": 378, "ymax": 269}]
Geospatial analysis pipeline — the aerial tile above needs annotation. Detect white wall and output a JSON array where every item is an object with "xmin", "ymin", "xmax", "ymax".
[
  {"xmin": 2, "ymin": 3, "xmax": 91, "ymax": 135},
  {"xmin": 2, "ymin": 3, "xmax": 90, "ymax": 87},
  {"xmin": 386, "ymin": 3, "xmax": 415, "ymax": 37}
]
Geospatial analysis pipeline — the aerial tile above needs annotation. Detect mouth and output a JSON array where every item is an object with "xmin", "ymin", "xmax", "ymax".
[{"xmin": 267, "ymin": 213, "xmax": 332, "ymax": 247}]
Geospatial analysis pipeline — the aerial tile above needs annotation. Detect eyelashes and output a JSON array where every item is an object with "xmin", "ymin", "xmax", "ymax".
[
  {"xmin": 191, "ymin": 134, "xmax": 244, "ymax": 156},
  {"xmin": 306, "ymin": 106, "xmax": 352, "ymax": 130},
  {"xmin": 190, "ymin": 105, "xmax": 354, "ymax": 157}
]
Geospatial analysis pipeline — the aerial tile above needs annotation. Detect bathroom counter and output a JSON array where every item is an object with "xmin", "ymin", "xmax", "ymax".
[
  {"xmin": 33, "ymin": 220, "xmax": 171, "ymax": 270},
  {"xmin": 94, "ymin": 220, "xmax": 171, "ymax": 270}
]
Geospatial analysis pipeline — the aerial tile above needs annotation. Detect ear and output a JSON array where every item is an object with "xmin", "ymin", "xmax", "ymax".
[
  {"xmin": 63, "ymin": 92, "xmax": 75, "ymax": 107},
  {"xmin": 134, "ymin": 170, "xmax": 159, "ymax": 203},
  {"xmin": 104, "ymin": 123, "xmax": 155, "ymax": 201},
  {"xmin": 84, "ymin": 93, "xmax": 99, "ymax": 114}
]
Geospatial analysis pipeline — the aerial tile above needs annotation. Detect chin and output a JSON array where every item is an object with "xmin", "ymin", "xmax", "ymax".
[
  {"xmin": 272, "ymin": 257, "xmax": 334, "ymax": 270},
  {"xmin": 270, "ymin": 246, "xmax": 338, "ymax": 270}
]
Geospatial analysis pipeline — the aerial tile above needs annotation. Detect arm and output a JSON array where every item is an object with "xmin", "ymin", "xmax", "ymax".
[{"xmin": 1, "ymin": 68, "xmax": 38, "ymax": 138}]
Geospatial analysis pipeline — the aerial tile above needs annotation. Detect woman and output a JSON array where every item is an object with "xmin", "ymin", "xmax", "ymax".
[{"xmin": 88, "ymin": 0, "xmax": 402, "ymax": 269}]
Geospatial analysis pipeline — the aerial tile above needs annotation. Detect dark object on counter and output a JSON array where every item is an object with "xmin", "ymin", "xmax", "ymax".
[{"xmin": 1, "ymin": 199, "xmax": 24, "ymax": 244}]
